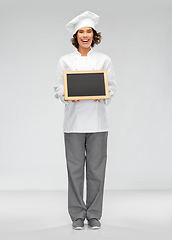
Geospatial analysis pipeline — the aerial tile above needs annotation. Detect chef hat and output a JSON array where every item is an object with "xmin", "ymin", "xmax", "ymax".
[{"xmin": 66, "ymin": 11, "xmax": 100, "ymax": 35}]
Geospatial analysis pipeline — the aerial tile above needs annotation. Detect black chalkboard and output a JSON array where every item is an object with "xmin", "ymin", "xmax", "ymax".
[{"xmin": 63, "ymin": 70, "xmax": 109, "ymax": 100}]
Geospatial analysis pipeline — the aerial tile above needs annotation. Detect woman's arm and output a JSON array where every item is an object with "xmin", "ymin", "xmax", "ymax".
[
  {"xmin": 54, "ymin": 58, "xmax": 69, "ymax": 105},
  {"xmin": 103, "ymin": 57, "xmax": 117, "ymax": 105}
]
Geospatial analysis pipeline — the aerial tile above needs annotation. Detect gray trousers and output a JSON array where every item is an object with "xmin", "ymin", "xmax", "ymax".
[{"xmin": 64, "ymin": 132, "xmax": 108, "ymax": 221}]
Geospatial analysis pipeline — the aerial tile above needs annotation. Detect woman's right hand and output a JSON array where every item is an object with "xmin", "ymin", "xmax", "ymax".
[{"xmin": 62, "ymin": 94, "xmax": 82, "ymax": 102}]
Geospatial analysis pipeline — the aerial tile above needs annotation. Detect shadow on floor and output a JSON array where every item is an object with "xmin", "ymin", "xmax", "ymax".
[{"xmin": 0, "ymin": 224, "xmax": 168, "ymax": 240}]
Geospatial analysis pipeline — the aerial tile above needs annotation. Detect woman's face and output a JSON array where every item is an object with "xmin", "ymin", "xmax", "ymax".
[{"xmin": 77, "ymin": 27, "xmax": 93, "ymax": 49}]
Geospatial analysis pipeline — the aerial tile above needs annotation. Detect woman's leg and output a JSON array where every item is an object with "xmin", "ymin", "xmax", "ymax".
[
  {"xmin": 85, "ymin": 132, "xmax": 108, "ymax": 221},
  {"xmin": 64, "ymin": 133, "xmax": 87, "ymax": 221}
]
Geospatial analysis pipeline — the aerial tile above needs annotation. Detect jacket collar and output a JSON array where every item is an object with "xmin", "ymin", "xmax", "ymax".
[{"xmin": 75, "ymin": 48, "xmax": 93, "ymax": 57}]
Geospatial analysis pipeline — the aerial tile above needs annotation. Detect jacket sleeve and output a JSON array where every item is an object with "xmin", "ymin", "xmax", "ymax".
[
  {"xmin": 54, "ymin": 58, "xmax": 69, "ymax": 105},
  {"xmin": 103, "ymin": 57, "xmax": 117, "ymax": 106}
]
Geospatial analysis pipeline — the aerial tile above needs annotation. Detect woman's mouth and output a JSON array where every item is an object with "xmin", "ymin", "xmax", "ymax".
[{"xmin": 81, "ymin": 39, "xmax": 89, "ymax": 43}]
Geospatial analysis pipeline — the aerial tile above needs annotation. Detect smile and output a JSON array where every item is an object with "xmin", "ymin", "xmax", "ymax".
[{"xmin": 81, "ymin": 39, "xmax": 89, "ymax": 43}]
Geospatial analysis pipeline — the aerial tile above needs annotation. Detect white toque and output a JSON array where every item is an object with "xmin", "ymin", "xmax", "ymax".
[{"xmin": 66, "ymin": 11, "xmax": 100, "ymax": 35}]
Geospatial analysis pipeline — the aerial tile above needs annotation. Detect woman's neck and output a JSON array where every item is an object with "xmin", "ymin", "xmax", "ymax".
[{"xmin": 78, "ymin": 47, "xmax": 91, "ymax": 56}]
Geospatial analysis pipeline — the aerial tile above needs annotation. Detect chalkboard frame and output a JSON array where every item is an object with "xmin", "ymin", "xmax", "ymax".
[{"xmin": 63, "ymin": 70, "xmax": 109, "ymax": 100}]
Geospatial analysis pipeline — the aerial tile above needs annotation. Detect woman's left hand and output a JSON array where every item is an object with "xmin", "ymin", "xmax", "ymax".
[{"xmin": 93, "ymin": 90, "xmax": 111, "ymax": 102}]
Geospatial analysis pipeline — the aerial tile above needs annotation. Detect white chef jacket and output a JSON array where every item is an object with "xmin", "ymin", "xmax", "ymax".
[{"xmin": 54, "ymin": 48, "xmax": 117, "ymax": 133}]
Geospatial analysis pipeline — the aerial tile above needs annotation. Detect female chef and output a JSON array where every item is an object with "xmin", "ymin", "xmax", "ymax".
[{"xmin": 54, "ymin": 11, "xmax": 116, "ymax": 230}]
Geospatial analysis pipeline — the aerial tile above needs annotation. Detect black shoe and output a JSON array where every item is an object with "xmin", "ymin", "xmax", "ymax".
[
  {"xmin": 88, "ymin": 218, "xmax": 101, "ymax": 230},
  {"xmin": 72, "ymin": 218, "xmax": 84, "ymax": 230}
]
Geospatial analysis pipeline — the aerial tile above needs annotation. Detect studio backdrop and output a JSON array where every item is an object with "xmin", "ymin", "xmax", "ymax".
[{"xmin": 0, "ymin": 0, "xmax": 172, "ymax": 190}]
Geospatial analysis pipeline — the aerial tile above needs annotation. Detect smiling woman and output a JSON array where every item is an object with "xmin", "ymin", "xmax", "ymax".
[{"xmin": 54, "ymin": 10, "xmax": 117, "ymax": 231}]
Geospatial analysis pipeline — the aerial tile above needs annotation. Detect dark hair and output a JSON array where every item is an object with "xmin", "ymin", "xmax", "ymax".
[{"xmin": 71, "ymin": 28, "xmax": 102, "ymax": 49}]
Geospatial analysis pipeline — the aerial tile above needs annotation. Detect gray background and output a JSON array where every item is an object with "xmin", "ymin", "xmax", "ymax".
[{"xmin": 0, "ymin": 0, "xmax": 172, "ymax": 190}]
